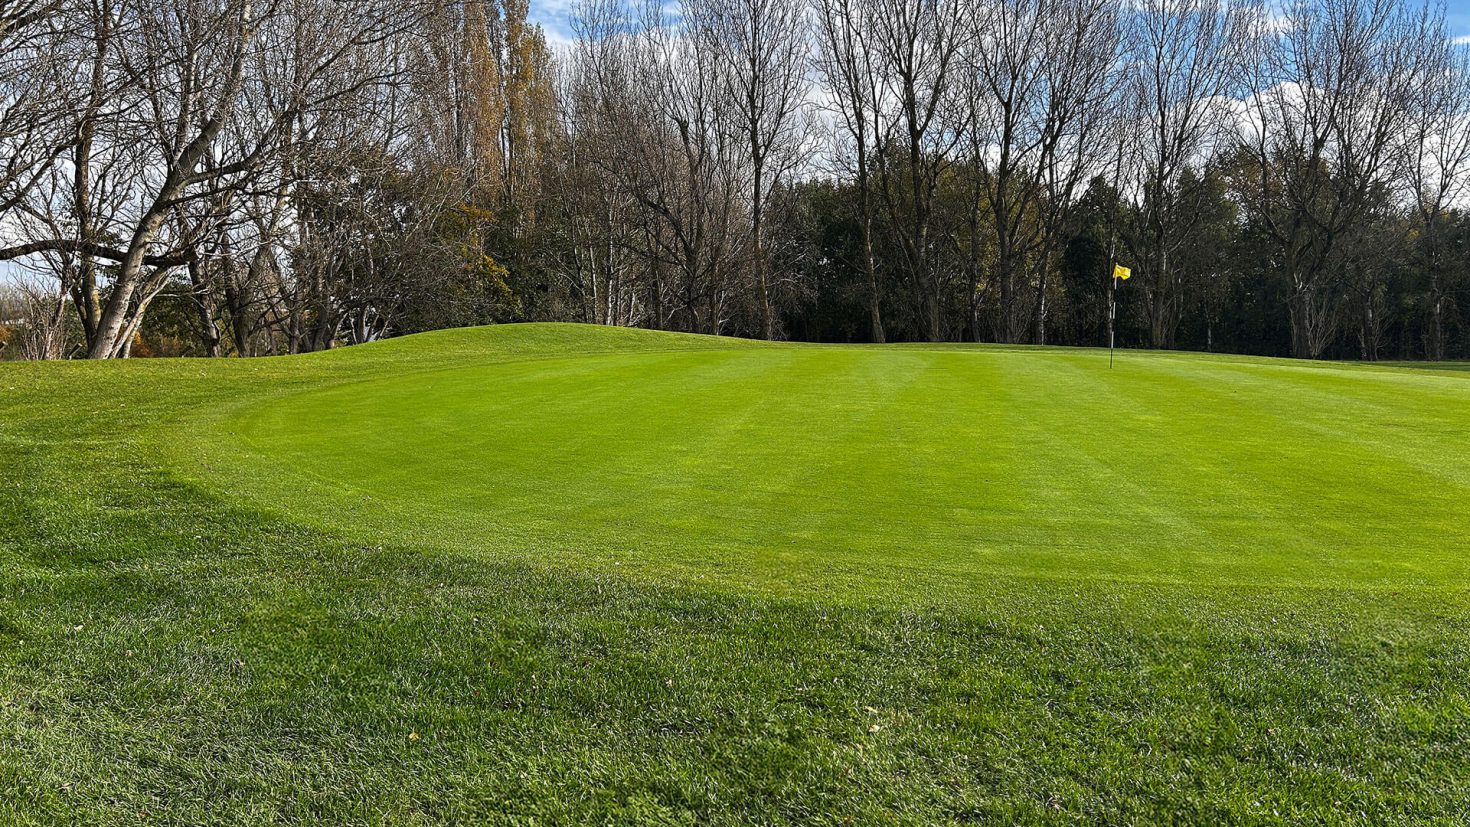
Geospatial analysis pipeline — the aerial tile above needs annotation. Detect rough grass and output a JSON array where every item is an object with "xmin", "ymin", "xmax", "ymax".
[{"xmin": 2, "ymin": 323, "xmax": 1468, "ymax": 825}]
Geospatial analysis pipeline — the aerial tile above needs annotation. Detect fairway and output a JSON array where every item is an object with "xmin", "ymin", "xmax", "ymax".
[{"xmin": 4, "ymin": 324, "xmax": 1470, "ymax": 824}]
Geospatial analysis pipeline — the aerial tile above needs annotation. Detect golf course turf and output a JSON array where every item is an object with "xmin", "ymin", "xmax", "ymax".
[{"xmin": 2, "ymin": 323, "xmax": 1468, "ymax": 823}]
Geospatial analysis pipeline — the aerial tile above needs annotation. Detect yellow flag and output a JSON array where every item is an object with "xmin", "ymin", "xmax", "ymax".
[{"xmin": 1113, "ymin": 264, "xmax": 1131, "ymax": 281}]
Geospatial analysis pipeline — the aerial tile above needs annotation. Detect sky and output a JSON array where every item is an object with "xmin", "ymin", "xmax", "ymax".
[
  {"xmin": 527, "ymin": 0, "xmax": 1470, "ymax": 41},
  {"xmin": 518, "ymin": 0, "xmax": 1470, "ymax": 47},
  {"xmin": 1451, "ymin": 3, "xmax": 1470, "ymax": 41},
  {"xmin": 528, "ymin": 0, "xmax": 579, "ymax": 51}
]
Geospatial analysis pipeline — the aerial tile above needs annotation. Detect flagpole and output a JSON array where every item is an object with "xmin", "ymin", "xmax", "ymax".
[
  {"xmin": 1109, "ymin": 274, "xmax": 1116, "ymax": 368},
  {"xmin": 1106, "ymin": 137, "xmax": 1123, "ymax": 369}
]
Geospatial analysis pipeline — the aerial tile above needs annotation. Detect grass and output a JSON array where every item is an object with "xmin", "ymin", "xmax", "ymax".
[{"xmin": 2, "ymin": 322, "xmax": 1469, "ymax": 824}]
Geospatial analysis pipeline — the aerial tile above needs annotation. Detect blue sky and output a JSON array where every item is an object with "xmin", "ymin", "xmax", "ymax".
[
  {"xmin": 523, "ymin": 0, "xmax": 1470, "ymax": 46},
  {"xmin": 529, "ymin": 0, "xmax": 579, "ymax": 50},
  {"xmin": 1454, "ymin": 8, "xmax": 1470, "ymax": 42}
]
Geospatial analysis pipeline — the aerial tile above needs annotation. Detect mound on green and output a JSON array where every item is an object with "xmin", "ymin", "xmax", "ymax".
[{"xmin": 2, "ymin": 323, "xmax": 1468, "ymax": 824}]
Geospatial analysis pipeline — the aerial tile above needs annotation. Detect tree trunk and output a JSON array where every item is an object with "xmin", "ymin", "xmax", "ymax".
[{"xmin": 187, "ymin": 259, "xmax": 223, "ymax": 357}]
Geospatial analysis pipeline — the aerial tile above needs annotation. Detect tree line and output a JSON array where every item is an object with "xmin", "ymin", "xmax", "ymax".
[{"xmin": 2, "ymin": 0, "xmax": 1469, "ymax": 360}]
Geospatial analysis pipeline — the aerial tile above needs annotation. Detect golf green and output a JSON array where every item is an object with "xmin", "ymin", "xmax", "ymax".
[{"xmin": 206, "ymin": 330, "xmax": 1470, "ymax": 598}]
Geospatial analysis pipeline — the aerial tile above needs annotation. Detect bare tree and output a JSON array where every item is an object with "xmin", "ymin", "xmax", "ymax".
[
  {"xmin": 571, "ymin": 0, "xmax": 749, "ymax": 334},
  {"xmin": 1121, "ymin": 0, "xmax": 1246, "ymax": 349},
  {"xmin": 0, "ymin": 272, "xmax": 71, "ymax": 359},
  {"xmin": 869, "ymin": 0, "xmax": 964, "ymax": 341},
  {"xmin": 0, "ymin": 0, "xmax": 419, "ymax": 357},
  {"xmin": 1237, "ymin": 0, "xmax": 1428, "ymax": 358},
  {"xmin": 705, "ymin": 0, "xmax": 810, "ymax": 339},
  {"xmin": 549, "ymin": 43, "xmax": 650, "ymax": 327},
  {"xmin": 967, "ymin": 0, "xmax": 1120, "ymax": 344},
  {"xmin": 813, "ymin": 0, "xmax": 886, "ymax": 342},
  {"xmin": 1403, "ymin": 14, "xmax": 1470, "ymax": 361},
  {"xmin": 0, "ymin": 0, "xmax": 72, "ymax": 215}
]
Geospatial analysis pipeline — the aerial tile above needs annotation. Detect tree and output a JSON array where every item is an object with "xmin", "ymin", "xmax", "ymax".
[
  {"xmin": 0, "ymin": 0, "xmax": 72, "ymax": 216},
  {"xmin": 1403, "ymin": 16, "xmax": 1470, "ymax": 360},
  {"xmin": 813, "ymin": 0, "xmax": 886, "ymax": 342},
  {"xmin": 1237, "ymin": 0, "xmax": 1427, "ymax": 358},
  {"xmin": 705, "ymin": 0, "xmax": 810, "ymax": 340},
  {"xmin": 965, "ymin": 0, "xmax": 1120, "ymax": 344},
  {"xmin": 0, "ymin": 0, "xmax": 419, "ymax": 357},
  {"xmin": 1122, "ymin": 0, "xmax": 1245, "ymax": 349},
  {"xmin": 869, "ymin": 0, "xmax": 963, "ymax": 341}
]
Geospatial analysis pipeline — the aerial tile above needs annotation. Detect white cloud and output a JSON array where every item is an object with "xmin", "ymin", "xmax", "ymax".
[{"xmin": 530, "ymin": 0, "xmax": 579, "ymax": 51}]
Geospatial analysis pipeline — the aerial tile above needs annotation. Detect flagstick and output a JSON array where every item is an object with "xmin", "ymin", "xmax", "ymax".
[
  {"xmin": 1105, "ymin": 137, "xmax": 1123, "ymax": 369},
  {"xmin": 1109, "ymin": 275, "xmax": 1116, "ymax": 368}
]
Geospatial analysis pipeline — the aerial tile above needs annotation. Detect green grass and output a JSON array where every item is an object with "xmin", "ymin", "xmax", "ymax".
[{"xmin": 2, "ymin": 323, "xmax": 1469, "ymax": 824}]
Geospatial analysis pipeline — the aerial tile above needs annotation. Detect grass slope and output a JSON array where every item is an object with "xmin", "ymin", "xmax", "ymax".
[{"xmin": 2, "ymin": 323, "xmax": 1468, "ymax": 824}]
